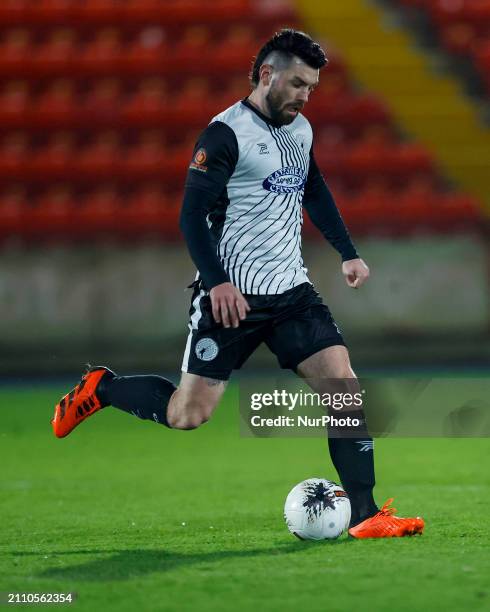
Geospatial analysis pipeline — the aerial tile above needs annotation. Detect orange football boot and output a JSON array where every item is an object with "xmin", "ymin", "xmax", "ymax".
[
  {"xmin": 348, "ymin": 498, "xmax": 425, "ymax": 538},
  {"xmin": 51, "ymin": 366, "xmax": 114, "ymax": 438}
]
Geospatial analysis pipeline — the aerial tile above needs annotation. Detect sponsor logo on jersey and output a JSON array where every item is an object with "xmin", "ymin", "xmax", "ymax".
[
  {"xmin": 263, "ymin": 166, "xmax": 306, "ymax": 193},
  {"xmin": 195, "ymin": 338, "xmax": 219, "ymax": 361},
  {"xmin": 189, "ymin": 147, "xmax": 208, "ymax": 173},
  {"xmin": 257, "ymin": 143, "xmax": 269, "ymax": 155}
]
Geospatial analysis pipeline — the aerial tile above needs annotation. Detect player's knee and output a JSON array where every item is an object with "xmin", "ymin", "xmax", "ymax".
[
  {"xmin": 167, "ymin": 399, "xmax": 213, "ymax": 430},
  {"xmin": 168, "ymin": 413, "xmax": 208, "ymax": 430}
]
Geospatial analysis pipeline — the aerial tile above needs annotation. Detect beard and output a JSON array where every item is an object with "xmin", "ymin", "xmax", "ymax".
[{"xmin": 265, "ymin": 85, "xmax": 301, "ymax": 126}]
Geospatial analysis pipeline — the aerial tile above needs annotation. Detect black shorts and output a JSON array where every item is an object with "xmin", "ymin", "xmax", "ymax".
[{"xmin": 181, "ymin": 281, "xmax": 346, "ymax": 380}]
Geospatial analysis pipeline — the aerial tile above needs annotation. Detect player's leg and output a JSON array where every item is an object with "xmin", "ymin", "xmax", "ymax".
[
  {"xmin": 97, "ymin": 369, "xmax": 228, "ymax": 430},
  {"xmin": 166, "ymin": 372, "xmax": 227, "ymax": 429},
  {"xmin": 266, "ymin": 284, "xmax": 424, "ymax": 536},
  {"xmin": 296, "ymin": 345, "xmax": 378, "ymax": 527},
  {"xmin": 298, "ymin": 347, "xmax": 424, "ymax": 537},
  {"xmin": 264, "ymin": 284, "xmax": 376, "ymax": 525},
  {"xmin": 97, "ymin": 291, "xmax": 266, "ymax": 431},
  {"xmin": 296, "ymin": 344, "xmax": 354, "ymax": 379},
  {"xmin": 51, "ymin": 365, "xmax": 227, "ymax": 437}
]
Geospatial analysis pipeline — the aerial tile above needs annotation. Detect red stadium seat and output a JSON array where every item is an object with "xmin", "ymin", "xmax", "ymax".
[
  {"xmin": 81, "ymin": 78, "xmax": 123, "ymax": 124},
  {"xmin": 172, "ymin": 26, "xmax": 212, "ymax": 66},
  {"xmin": 474, "ymin": 39, "xmax": 490, "ymax": 71},
  {"xmin": 306, "ymin": 73, "xmax": 354, "ymax": 124},
  {"xmin": 28, "ymin": 132, "xmax": 76, "ymax": 180},
  {"xmin": 303, "ymin": 183, "xmax": 355, "ymax": 237},
  {"xmin": 0, "ymin": 29, "xmax": 31, "ymax": 76},
  {"xmin": 344, "ymin": 180, "xmax": 396, "ymax": 232},
  {"xmin": 0, "ymin": 185, "xmax": 27, "ymax": 239},
  {"xmin": 123, "ymin": 0, "xmax": 165, "ymax": 22},
  {"xmin": 395, "ymin": 143, "xmax": 434, "ymax": 176},
  {"xmin": 313, "ymin": 126, "xmax": 350, "ymax": 180},
  {"xmin": 33, "ymin": 29, "xmax": 78, "ymax": 76},
  {"xmin": 118, "ymin": 185, "xmax": 178, "ymax": 238},
  {"xmin": 0, "ymin": 132, "xmax": 29, "ymax": 181},
  {"xmin": 212, "ymin": 25, "xmax": 257, "ymax": 71},
  {"xmin": 165, "ymin": 133, "xmax": 200, "ymax": 180},
  {"xmin": 77, "ymin": 0, "xmax": 125, "ymax": 23},
  {"xmin": 29, "ymin": 185, "xmax": 76, "ymax": 238},
  {"xmin": 75, "ymin": 184, "xmax": 121, "ymax": 235},
  {"xmin": 429, "ymin": 0, "xmax": 490, "ymax": 29},
  {"xmin": 394, "ymin": 176, "xmax": 440, "ymax": 228},
  {"xmin": 77, "ymin": 28, "xmax": 122, "ymax": 75},
  {"xmin": 121, "ymin": 78, "xmax": 167, "ymax": 126},
  {"xmin": 317, "ymin": 125, "xmax": 349, "ymax": 149},
  {"xmin": 439, "ymin": 22, "xmax": 477, "ymax": 55},
  {"xmin": 122, "ymin": 132, "xmax": 168, "ymax": 180},
  {"xmin": 342, "ymin": 126, "xmax": 397, "ymax": 182},
  {"xmin": 0, "ymin": 81, "xmax": 30, "ymax": 128},
  {"xmin": 0, "ymin": 1, "xmax": 30, "ymax": 26},
  {"xmin": 122, "ymin": 27, "xmax": 167, "ymax": 74},
  {"xmin": 29, "ymin": 0, "xmax": 75, "ymax": 23},
  {"xmin": 166, "ymin": 77, "xmax": 214, "ymax": 125},
  {"xmin": 343, "ymin": 95, "xmax": 391, "ymax": 131},
  {"xmin": 159, "ymin": 0, "xmax": 249, "ymax": 24},
  {"xmin": 437, "ymin": 192, "xmax": 482, "ymax": 228},
  {"xmin": 219, "ymin": 76, "xmax": 251, "ymax": 108},
  {"xmin": 317, "ymin": 72, "xmax": 352, "ymax": 96},
  {"xmin": 35, "ymin": 79, "xmax": 77, "ymax": 126},
  {"xmin": 342, "ymin": 126, "xmax": 433, "ymax": 185},
  {"xmin": 75, "ymin": 131, "xmax": 122, "ymax": 180}
]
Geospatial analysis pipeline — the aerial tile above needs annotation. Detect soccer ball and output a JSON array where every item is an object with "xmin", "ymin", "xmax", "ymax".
[{"xmin": 284, "ymin": 478, "xmax": 351, "ymax": 540}]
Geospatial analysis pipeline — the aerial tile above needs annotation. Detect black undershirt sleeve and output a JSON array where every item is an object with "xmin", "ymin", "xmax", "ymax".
[
  {"xmin": 303, "ymin": 149, "xmax": 359, "ymax": 262},
  {"xmin": 179, "ymin": 121, "xmax": 239, "ymax": 290}
]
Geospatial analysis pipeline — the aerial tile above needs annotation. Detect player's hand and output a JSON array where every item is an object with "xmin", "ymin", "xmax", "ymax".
[
  {"xmin": 210, "ymin": 282, "xmax": 251, "ymax": 328},
  {"xmin": 342, "ymin": 258, "xmax": 370, "ymax": 289}
]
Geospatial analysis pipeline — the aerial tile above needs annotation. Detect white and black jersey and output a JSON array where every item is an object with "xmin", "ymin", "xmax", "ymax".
[{"xmin": 180, "ymin": 98, "xmax": 358, "ymax": 296}]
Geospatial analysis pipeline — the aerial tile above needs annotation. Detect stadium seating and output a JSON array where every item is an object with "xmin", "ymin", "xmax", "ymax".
[
  {"xmin": 0, "ymin": 185, "xmax": 27, "ymax": 239},
  {"xmin": 395, "ymin": 0, "xmax": 490, "ymax": 95},
  {"xmin": 0, "ymin": 0, "xmax": 482, "ymax": 242}
]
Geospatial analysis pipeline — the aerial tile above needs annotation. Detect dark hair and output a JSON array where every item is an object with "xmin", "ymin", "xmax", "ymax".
[{"xmin": 250, "ymin": 29, "xmax": 327, "ymax": 87}]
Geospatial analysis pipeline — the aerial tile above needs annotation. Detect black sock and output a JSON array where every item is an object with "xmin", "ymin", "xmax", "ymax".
[
  {"xmin": 97, "ymin": 373, "xmax": 176, "ymax": 428},
  {"xmin": 327, "ymin": 410, "xmax": 378, "ymax": 527}
]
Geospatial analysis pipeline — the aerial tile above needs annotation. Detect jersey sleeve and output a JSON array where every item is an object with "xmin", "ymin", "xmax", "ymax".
[
  {"xmin": 302, "ymin": 148, "xmax": 359, "ymax": 262},
  {"xmin": 180, "ymin": 121, "xmax": 239, "ymax": 290},
  {"xmin": 184, "ymin": 121, "xmax": 239, "ymax": 196}
]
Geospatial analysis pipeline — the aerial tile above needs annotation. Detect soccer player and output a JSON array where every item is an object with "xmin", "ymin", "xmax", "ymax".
[{"xmin": 52, "ymin": 29, "xmax": 424, "ymax": 538}]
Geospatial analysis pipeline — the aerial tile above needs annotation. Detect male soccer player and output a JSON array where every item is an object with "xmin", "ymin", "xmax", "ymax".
[{"xmin": 52, "ymin": 29, "xmax": 424, "ymax": 538}]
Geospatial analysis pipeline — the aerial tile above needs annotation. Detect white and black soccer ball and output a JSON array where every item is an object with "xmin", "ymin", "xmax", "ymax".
[{"xmin": 284, "ymin": 478, "xmax": 351, "ymax": 540}]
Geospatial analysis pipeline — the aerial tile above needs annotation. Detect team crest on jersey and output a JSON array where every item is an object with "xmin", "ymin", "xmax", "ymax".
[
  {"xmin": 190, "ymin": 148, "xmax": 208, "ymax": 173},
  {"xmin": 263, "ymin": 166, "xmax": 306, "ymax": 194},
  {"xmin": 195, "ymin": 338, "xmax": 219, "ymax": 361}
]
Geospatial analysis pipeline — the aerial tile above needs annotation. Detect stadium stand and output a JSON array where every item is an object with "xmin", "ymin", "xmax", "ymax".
[
  {"xmin": 0, "ymin": 0, "xmax": 483, "ymax": 241},
  {"xmin": 392, "ymin": 0, "xmax": 490, "ymax": 95}
]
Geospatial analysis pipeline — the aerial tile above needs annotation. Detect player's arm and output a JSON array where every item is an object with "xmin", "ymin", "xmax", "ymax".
[
  {"xmin": 303, "ymin": 149, "xmax": 369, "ymax": 288},
  {"xmin": 179, "ymin": 121, "xmax": 250, "ymax": 327}
]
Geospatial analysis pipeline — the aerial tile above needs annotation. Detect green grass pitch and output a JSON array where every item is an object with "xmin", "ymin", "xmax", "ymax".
[{"xmin": 1, "ymin": 384, "xmax": 489, "ymax": 612}]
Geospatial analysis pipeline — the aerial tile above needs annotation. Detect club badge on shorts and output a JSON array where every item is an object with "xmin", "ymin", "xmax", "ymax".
[{"xmin": 195, "ymin": 338, "xmax": 219, "ymax": 361}]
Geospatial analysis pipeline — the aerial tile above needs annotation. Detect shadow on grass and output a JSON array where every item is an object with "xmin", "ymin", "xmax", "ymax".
[{"xmin": 10, "ymin": 539, "xmax": 351, "ymax": 582}]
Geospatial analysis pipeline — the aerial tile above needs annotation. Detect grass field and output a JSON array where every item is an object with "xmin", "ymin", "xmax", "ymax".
[{"xmin": 1, "ymin": 383, "xmax": 489, "ymax": 612}]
